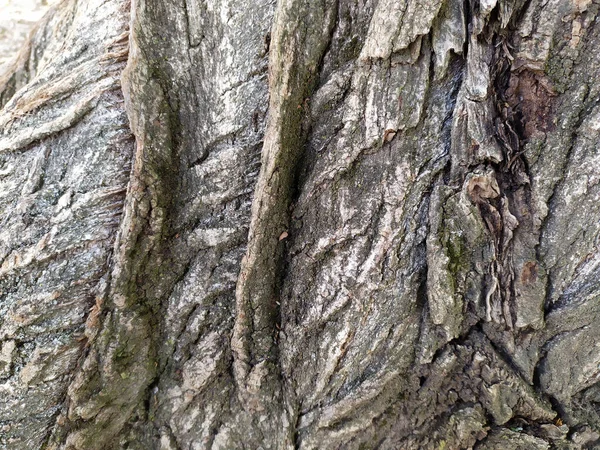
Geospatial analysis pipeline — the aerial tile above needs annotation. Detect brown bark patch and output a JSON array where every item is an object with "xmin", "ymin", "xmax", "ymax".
[
  {"xmin": 506, "ymin": 70, "xmax": 556, "ymax": 139},
  {"xmin": 467, "ymin": 174, "xmax": 501, "ymax": 203},
  {"xmin": 520, "ymin": 261, "xmax": 538, "ymax": 285}
]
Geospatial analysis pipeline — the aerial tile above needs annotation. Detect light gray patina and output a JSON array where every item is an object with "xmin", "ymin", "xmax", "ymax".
[{"xmin": 1, "ymin": 0, "xmax": 600, "ymax": 448}]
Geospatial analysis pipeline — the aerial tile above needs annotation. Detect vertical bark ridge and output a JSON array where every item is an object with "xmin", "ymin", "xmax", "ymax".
[
  {"xmin": 103, "ymin": 0, "xmax": 280, "ymax": 447},
  {"xmin": 231, "ymin": 0, "xmax": 338, "ymax": 420},
  {"xmin": 47, "ymin": 0, "xmax": 179, "ymax": 447}
]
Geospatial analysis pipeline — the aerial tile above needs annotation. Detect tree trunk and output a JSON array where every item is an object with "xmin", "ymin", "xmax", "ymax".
[{"xmin": 1, "ymin": 0, "xmax": 600, "ymax": 448}]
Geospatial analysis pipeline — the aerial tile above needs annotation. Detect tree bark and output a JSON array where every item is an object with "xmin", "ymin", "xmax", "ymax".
[{"xmin": 1, "ymin": 0, "xmax": 600, "ymax": 448}]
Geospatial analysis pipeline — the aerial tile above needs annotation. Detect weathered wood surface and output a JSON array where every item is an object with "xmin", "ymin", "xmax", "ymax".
[{"xmin": 1, "ymin": 0, "xmax": 600, "ymax": 448}]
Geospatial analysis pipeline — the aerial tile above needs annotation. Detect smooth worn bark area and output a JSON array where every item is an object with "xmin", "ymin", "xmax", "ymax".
[{"xmin": 1, "ymin": 0, "xmax": 600, "ymax": 449}]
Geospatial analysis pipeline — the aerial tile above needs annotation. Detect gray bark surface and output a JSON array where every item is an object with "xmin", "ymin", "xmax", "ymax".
[
  {"xmin": 0, "ymin": 0, "xmax": 58, "ymax": 72},
  {"xmin": 1, "ymin": 0, "xmax": 600, "ymax": 449}
]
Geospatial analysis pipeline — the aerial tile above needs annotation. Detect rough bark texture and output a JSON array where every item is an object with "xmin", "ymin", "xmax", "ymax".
[
  {"xmin": 0, "ymin": 0, "xmax": 58, "ymax": 71},
  {"xmin": 1, "ymin": 0, "xmax": 600, "ymax": 449}
]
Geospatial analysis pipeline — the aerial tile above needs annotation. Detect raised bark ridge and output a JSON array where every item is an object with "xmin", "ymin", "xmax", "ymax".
[
  {"xmin": 231, "ymin": 0, "xmax": 337, "ymax": 434},
  {"xmin": 1, "ymin": 0, "xmax": 600, "ymax": 449}
]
